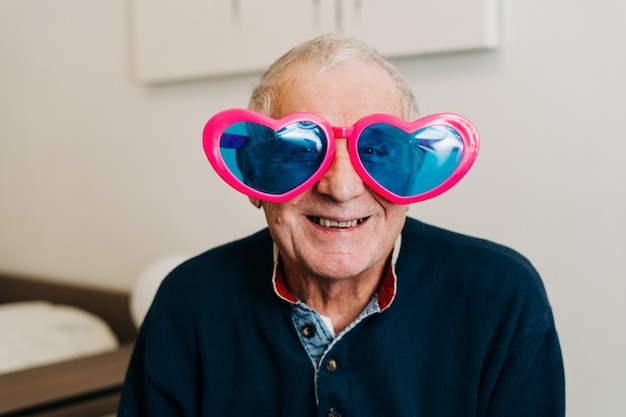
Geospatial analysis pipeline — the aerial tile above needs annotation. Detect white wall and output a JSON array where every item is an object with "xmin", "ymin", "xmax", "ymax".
[{"xmin": 0, "ymin": 1, "xmax": 624, "ymax": 415}]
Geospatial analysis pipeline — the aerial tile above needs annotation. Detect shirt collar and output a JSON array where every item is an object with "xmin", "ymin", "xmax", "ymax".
[{"xmin": 272, "ymin": 234, "xmax": 401, "ymax": 312}]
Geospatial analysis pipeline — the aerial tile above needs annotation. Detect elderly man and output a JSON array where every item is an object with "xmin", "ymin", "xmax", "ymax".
[{"xmin": 119, "ymin": 34, "xmax": 565, "ymax": 417}]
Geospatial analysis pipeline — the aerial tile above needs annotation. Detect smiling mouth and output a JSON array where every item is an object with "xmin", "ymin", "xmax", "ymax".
[{"xmin": 308, "ymin": 216, "xmax": 368, "ymax": 229}]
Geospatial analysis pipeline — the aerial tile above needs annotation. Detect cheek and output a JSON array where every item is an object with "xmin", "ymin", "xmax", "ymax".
[
  {"xmin": 375, "ymin": 194, "xmax": 410, "ymax": 219},
  {"xmin": 381, "ymin": 203, "xmax": 409, "ymax": 239},
  {"xmin": 388, "ymin": 205, "xmax": 409, "ymax": 228},
  {"xmin": 262, "ymin": 201, "xmax": 301, "ymax": 228},
  {"xmin": 262, "ymin": 202, "xmax": 282, "ymax": 226}
]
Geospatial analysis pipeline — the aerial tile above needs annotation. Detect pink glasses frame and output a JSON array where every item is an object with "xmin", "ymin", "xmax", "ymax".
[{"xmin": 203, "ymin": 108, "xmax": 480, "ymax": 204}]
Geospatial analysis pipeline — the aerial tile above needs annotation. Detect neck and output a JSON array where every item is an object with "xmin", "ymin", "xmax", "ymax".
[{"xmin": 281, "ymin": 258, "xmax": 388, "ymax": 333}]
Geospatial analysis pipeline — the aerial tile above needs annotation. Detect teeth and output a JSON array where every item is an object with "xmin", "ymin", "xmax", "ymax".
[{"xmin": 311, "ymin": 217, "xmax": 364, "ymax": 228}]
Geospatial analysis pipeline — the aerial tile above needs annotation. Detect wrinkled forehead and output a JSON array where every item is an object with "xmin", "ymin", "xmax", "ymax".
[{"xmin": 272, "ymin": 61, "xmax": 405, "ymax": 124}]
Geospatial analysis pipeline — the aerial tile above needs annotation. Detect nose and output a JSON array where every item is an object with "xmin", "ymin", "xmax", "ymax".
[{"xmin": 315, "ymin": 139, "xmax": 365, "ymax": 202}]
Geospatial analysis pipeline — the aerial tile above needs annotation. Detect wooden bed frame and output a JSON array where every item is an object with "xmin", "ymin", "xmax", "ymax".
[{"xmin": 0, "ymin": 272, "xmax": 138, "ymax": 417}]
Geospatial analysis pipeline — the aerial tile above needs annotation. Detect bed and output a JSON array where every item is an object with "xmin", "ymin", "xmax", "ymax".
[{"xmin": 0, "ymin": 272, "xmax": 137, "ymax": 417}]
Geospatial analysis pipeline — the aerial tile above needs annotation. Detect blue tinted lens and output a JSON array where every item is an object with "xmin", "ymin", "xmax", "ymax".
[
  {"xmin": 358, "ymin": 124, "xmax": 464, "ymax": 196},
  {"xmin": 220, "ymin": 121, "xmax": 328, "ymax": 194}
]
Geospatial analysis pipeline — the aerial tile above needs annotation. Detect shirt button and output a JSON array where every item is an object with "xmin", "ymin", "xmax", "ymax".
[
  {"xmin": 327, "ymin": 410, "xmax": 342, "ymax": 417},
  {"xmin": 325, "ymin": 358, "xmax": 338, "ymax": 372},
  {"xmin": 301, "ymin": 324, "xmax": 316, "ymax": 338}
]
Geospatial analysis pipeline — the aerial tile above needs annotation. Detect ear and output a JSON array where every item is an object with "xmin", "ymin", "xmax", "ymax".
[{"xmin": 249, "ymin": 197, "xmax": 262, "ymax": 208}]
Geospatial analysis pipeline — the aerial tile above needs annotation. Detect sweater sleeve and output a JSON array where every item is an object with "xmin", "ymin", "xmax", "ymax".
[
  {"xmin": 117, "ymin": 272, "xmax": 201, "ymax": 417},
  {"xmin": 474, "ymin": 251, "xmax": 565, "ymax": 417},
  {"xmin": 117, "ymin": 328, "xmax": 187, "ymax": 417},
  {"xmin": 485, "ymin": 319, "xmax": 565, "ymax": 417},
  {"xmin": 418, "ymin": 219, "xmax": 567, "ymax": 417},
  {"xmin": 456, "ymin": 226, "xmax": 566, "ymax": 417}
]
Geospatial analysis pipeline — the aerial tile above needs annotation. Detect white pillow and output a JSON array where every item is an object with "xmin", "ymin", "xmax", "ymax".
[{"xmin": 0, "ymin": 301, "xmax": 119, "ymax": 374}]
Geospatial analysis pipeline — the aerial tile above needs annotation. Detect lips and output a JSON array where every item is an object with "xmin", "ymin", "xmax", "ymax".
[{"xmin": 308, "ymin": 216, "xmax": 368, "ymax": 228}]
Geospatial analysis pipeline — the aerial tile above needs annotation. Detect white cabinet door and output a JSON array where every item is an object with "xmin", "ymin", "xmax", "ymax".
[
  {"xmin": 131, "ymin": 0, "xmax": 335, "ymax": 83},
  {"xmin": 131, "ymin": 0, "xmax": 498, "ymax": 83},
  {"xmin": 339, "ymin": 0, "xmax": 498, "ymax": 56}
]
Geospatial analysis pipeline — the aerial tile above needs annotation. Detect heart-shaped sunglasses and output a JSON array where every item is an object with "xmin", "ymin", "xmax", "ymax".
[{"xmin": 203, "ymin": 109, "xmax": 479, "ymax": 204}]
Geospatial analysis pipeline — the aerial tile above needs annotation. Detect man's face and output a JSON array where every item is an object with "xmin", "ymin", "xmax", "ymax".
[{"xmin": 259, "ymin": 61, "xmax": 409, "ymax": 284}]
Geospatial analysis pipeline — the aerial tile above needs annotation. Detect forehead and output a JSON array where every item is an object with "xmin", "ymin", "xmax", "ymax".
[{"xmin": 273, "ymin": 61, "xmax": 404, "ymax": 125}]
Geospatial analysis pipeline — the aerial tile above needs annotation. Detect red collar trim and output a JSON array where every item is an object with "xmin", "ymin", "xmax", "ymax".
[
  {"xmin": 273, "ymin": 262, "xmax": 299, "ymax": 304},
  {"xmin": 377, "ymin": 259, "xmax": 397, "ymax": 311},
  {"xmin": 272, "ymin": 243, "xmax": 299, "ymax": 304}
]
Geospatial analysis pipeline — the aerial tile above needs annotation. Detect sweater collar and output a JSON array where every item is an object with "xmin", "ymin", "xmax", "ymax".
[{"xmin": 271, "ymin": 234, "xmax": 400, "ymax": 312}]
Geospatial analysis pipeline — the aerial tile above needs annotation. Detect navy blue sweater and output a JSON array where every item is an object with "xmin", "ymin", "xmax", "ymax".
[{"xmin": 119, "ymin": 217, "xmax": 565, "ymax": 416}]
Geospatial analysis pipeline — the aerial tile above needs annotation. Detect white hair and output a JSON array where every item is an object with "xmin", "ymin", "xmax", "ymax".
[{"xmin": 249, "ymin": 34, "xmax": 419, "ymax": 120}]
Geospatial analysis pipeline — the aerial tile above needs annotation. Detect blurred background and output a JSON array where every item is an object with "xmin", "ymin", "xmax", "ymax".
[{"xmin": 1, "ymin": 1, "xmax": 624, "ymax": 416}]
